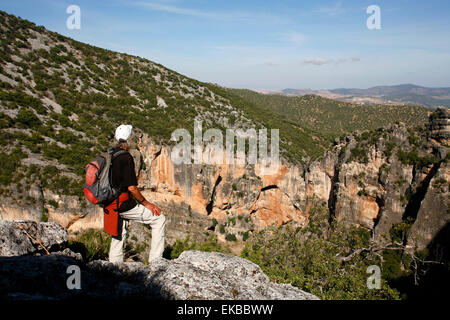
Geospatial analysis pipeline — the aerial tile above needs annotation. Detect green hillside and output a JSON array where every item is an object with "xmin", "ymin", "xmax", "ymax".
[
  {"xmin": 0, "ymin": 10, "xmax": 330, "ymax": 201},
  {"xmin": 229, "ymin": 89, "xmax": 429, "ymax": 136}
]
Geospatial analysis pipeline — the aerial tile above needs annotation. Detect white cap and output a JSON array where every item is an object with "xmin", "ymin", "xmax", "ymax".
[{"xmin": 115, "ymin": 124, "xmax": 133, "ymax": 142}]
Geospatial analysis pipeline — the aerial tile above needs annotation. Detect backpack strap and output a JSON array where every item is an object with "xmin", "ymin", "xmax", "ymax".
[
  {"xmin": 111, "ymin": 149, "xmax": 129, "ymax": 161},
  {"xmin": 106, "ymin": 146, "xmax": 129, "ymax": 161},
  {"xmin": 85, "ymin": 161, "xmax": 99, "ymax": 173},
  {"xmin": 105, "ymin": 147, "xmax": 130, "ymax": 162}
]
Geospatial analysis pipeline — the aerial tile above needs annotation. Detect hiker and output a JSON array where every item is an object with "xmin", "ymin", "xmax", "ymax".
[{"xmin": 107, "ymin": 124, "xmax": 166, "ymax": 263}]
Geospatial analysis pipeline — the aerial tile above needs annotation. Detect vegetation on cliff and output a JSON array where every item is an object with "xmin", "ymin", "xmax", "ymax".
[{"xmin": 241, "ymin": 199, "xmax": 402, "ymax": 300}]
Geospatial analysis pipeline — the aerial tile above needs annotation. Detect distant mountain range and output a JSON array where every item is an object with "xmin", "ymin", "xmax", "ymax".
[{"xmin": 257, "ymin": 84, "xmax": 450, "ymax": 109}]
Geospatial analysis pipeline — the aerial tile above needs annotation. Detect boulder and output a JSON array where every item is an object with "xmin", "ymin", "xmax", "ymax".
[
  {"xmin": 0, "ymin": 220, "xmax": 68, "ymax": 256},
  {"xmin": 141, "ymin": 250, "xmax": 319, "ymax": 300}
]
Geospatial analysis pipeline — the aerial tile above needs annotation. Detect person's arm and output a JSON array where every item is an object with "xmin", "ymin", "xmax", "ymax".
[{"xmin": 128, "ymin": 185, "xmax": 161, "ymax": 216}]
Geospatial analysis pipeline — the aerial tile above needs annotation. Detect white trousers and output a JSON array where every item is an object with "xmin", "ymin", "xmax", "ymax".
[{"xmin": 108, "ymin": 203, "xmax": 166, "ymax": 263}]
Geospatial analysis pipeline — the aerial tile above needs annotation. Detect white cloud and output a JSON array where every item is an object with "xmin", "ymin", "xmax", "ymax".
[
  {"xmin": 314, "ymin": 1, "xmax": 345, "ymax": 16},
  {"xmin": 127, "ymin": 1, "xmax": 286, "ymax": 24},
  {"xmin": 335, "ymin": 56, "xmax": 361, "ymax": 64},
  {"xmin": 301, "ymin": 56, "xmax": 361, "ymax": 66},
  {"xmin": 131, "ymin": 1, "xmax": 218, "ymax": 19},
  {"xmin": 301, "ymin": 58, "xmax": 329, "ymax": 66}
]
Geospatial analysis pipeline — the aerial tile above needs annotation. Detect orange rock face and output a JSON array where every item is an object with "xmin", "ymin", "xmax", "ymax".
[{"xmin": 138, "ymin": 135, "xmax": 308, "ymax": 228}]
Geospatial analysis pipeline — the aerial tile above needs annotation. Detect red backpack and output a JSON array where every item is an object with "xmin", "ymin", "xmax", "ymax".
[
  {"xmin": 84, "ymin": 148, "xmax": 130, "ymax": 236},
  {"xmin": 83, "ymin": 148, "xmax": 128, "ymax": 206}
]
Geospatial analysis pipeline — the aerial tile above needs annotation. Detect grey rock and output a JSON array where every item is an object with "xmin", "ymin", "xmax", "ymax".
[
  {"xmin": 145, "ymin": 250, "xmax": 319, "ymax": 300},
  {"xmin": 427, "ymin": 106, "xmax": 450, "ymax": 144},
  {"xmin": 0, "ymin": 249, "xmax": 319, "ymax": 300},
  {"xmin": 0, "ymin": 220, "xmax": 68, "ymax": 256},
  {"xmin": 53, "ymin": 248, "xmax": 84, "ymax": 261},
  {"xmin": 0, "ymin": 221, "xmax": 318, "ymax": 300},
  {"xmin": 406, "ymin": 162, "xmax": 450, "ymax": 252}
]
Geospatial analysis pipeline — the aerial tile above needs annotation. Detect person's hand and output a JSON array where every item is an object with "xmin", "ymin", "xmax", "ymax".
[{"xmin": 143, "ymin": 201, "xmax": 161, "ymax": 216}]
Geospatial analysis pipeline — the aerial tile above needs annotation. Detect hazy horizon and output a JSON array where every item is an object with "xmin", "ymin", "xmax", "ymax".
[{"xmin": 243, "ymin": 83, "xmax": 450, "ymax": 92}]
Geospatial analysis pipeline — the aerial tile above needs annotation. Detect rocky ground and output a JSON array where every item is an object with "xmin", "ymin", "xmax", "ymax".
[{"xmin": 0, "ymin": 220, "xmax": 319, "ymax": 300}]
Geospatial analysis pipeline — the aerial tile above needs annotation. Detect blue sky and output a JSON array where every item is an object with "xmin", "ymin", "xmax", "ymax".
[{"xmin": 1, "ymin": 0, "xmax": 450, "ymax": 89}]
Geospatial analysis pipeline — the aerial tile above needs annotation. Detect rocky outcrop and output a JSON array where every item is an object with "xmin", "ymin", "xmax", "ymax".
[
  {"xmin": 406, "ymin": 161, "xmax": 449, "ymax": 251},
  {"xmin": 330, "ymin": 118, "xmax": 449, "ymax": 251},
  {"xmin": 91, "ymin": 251, "xmax": 319, "ymax": 300},
  {"xmin": 0, "ymin": 251, "xmax": 318, "ymax": 300},
  {"xmin": 0, "ymin": 220, "xmax": 318, "ymax": 300},
  {"xmin": 427, "ymin": 106, "xmax": 450, "ymax": 145},
  {"xmin": 0, "ymin": 220, "xmax": 67, "ymax": 256}
]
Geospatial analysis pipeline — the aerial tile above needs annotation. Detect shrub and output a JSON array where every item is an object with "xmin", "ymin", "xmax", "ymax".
[
  {"xmin": 47, "ymin": 199, "xmax": 58, "ymax": 208},
  {"xmin": 0, "ymin": 112, "xmax": 13, "ymax": 129},
  {"xmin": 15, "ymin": 108, "xmax": 41, "ymax": 128},
  {"xmin": 0, "ymin": 152, "xmax": 18, "ymax": 185},
  {"xmin": 349, "ymin": 146, "xmax": 369, "ymax": 163},
  {"xmin": 384, "ymin": 141, "xmax": 396, "ymax": 158},
  {"xmin": 68, "ymin": 229, "xmax": 111, "ymax": 262},
  {"xmin": 389, "ymin": 217, "xmax": 414, "ymax": 244},
  {"xmin": 40, "ymin": 212, "xmax": 48, "ymax": 222},
  {"xmin": 397, "ymin": 149, "xmax": 435, "ymax": 169},
  {"xmin": 379, "ymin": 163, "xmax": 391, "ymax": 175}
]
